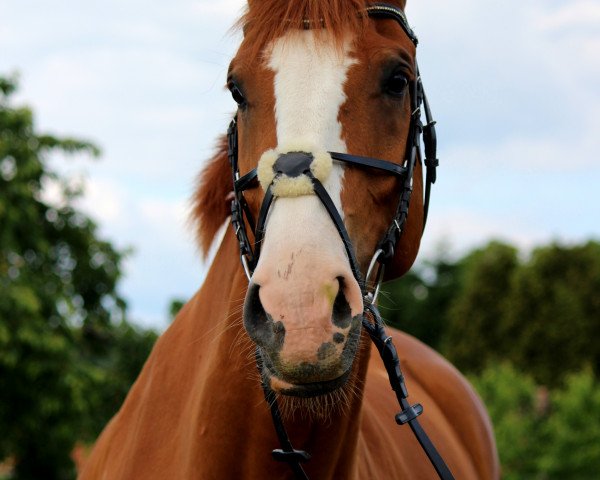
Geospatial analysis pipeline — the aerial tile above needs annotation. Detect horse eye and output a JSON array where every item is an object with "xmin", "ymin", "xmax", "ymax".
[
  {"xmin": 228, "ymin": 82, "xmax": 246, "ymax": 107},
  {"xmin": 385, "ymin": 72, "xmax": 409, "ymax": 97}
]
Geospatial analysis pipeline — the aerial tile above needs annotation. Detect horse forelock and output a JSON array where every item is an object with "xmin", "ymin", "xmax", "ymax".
[{"xmin": 236, "ymin": 0, "xmax": 402, "ymax": 59}]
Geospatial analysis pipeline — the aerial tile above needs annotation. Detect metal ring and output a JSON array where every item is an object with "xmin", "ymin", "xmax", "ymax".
[
  {"xmin": 366, "ymin": 248, "xmax": 383, "ymax": 285},
  {"xmin": 241, "ymin": 255, "xmax": 252, "ymax": 282},
  {"xmin": 370, "ymin": 267, "xmax": 384, "ymax": 305},
  {"xmin": 364, "ymin": 248, "xmax": 385, "ymax": 305}
]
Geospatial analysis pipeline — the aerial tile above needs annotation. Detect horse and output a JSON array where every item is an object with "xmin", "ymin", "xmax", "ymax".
[{"xmin": 80, "ymin": 1, "xmax": 499, "ymax": 478}]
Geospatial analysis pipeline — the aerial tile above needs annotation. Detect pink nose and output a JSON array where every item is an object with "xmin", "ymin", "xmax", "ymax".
[{"xmin": 244, "ymin": 261, "xmax": 363, "ymax": 385}]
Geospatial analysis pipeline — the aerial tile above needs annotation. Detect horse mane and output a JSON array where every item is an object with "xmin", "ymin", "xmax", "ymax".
[{"xmin": 192, "ymin": 135, "xmax": 231, "ymax": 256}]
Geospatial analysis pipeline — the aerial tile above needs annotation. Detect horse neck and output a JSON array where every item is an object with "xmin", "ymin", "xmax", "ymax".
[{"xmin": 186, "ymin": 229, "xmax": 372, "ymax": 478}]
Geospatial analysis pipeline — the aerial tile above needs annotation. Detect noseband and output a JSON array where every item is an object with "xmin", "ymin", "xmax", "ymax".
[{"xmin": 227, "ymin": 4, "xmax": 453, "ymax": 480}]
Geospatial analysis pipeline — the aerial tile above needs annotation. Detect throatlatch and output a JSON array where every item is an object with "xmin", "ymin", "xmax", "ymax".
[{"xmin": 228, "ymin": 3, "xmax": 453, "ymax": 480}]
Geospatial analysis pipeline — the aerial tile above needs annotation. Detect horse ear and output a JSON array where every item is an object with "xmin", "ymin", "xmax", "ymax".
[
  {"xmin": 192, "ymin": 135, "xmax": 231, "ymax": 256},
  {"xmin": 383, "ymin": 160, "xmax": 423, "ymax": 281}
]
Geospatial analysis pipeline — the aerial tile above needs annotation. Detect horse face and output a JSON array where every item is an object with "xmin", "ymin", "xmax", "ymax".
[{"xmin": 231, "ymin": 16, "xmax": 422, "ymax": 397}]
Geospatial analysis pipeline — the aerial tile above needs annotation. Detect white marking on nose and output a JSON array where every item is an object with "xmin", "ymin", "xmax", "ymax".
[
  {"xmin": 267, "ymin": 30, "xmax": 356, "ymax": 213},
  {"xmin": 252, "ymin": 30, "xmax": 360, "ymax": 301}
]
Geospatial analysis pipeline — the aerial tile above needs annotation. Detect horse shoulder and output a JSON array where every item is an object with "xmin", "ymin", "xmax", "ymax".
[
  {"xmin": 79, "ymin": 295, "xmax": 210, "ymax": 479},
  {"xmin": 360, "ymin": 328, "xmax": 500, "ymax": 480}
]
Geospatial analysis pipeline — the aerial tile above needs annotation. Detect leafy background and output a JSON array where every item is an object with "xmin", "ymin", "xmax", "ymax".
[
  {"xmin": 1, "ymin": 1, "xmax": 599, "ymax": 477},
  {"xmin": 2, "ymin": 75, "xmax": 599, "ymax": 479}
]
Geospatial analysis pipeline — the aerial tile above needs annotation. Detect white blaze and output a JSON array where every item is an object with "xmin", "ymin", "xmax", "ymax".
[
  {"xmin": 253, "ymin": 31, "xmax": 356, "ymax": 282},
  {"xmin": 252, "ymin": 30, "xmax": 362, "ymax": 321},
  {"xmin": 267, "ymin": 30, "xmax": 355, "ymax": 212}
]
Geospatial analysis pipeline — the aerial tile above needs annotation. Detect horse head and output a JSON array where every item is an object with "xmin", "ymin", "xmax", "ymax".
[
  {"xmin": 197, "ymin": 0, "xmax": 431, "ymax": 401},
  {"xmin": 227, "ymin": 0, "xmax": 428, "ymax": 401},
  {"xmin": 81, "ymin": 3, "xmax": 500, "ymax": 479}
]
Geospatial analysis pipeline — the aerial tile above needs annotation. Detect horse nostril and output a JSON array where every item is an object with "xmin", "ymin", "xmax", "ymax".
[
  {"xmin": 332, "ymin": 277, "xmax": 353, "ymax": 329},
  {"xmin": 243, "ymin": 283, "xmax": 264, "ymax": 330},
  {"xmin": 243, "ymin": 283, "xmax": 285, "ymax": 351}
]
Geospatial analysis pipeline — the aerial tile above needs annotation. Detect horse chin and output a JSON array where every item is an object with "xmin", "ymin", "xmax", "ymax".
[
  {"xmin": 257, "ymin": 347, "xmax": 352, "ymax": 398},
  {"xmin": 266, "ymin": 366, "xmax": 352, "ymax": 398}
]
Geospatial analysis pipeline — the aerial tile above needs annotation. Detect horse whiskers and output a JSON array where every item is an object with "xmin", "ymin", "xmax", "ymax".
[
  {"xmin": 229, "ymin": 321, "xmax": 252, "ymax": 351},
  {"xmin": 236, "ymin": 341, "xmax": 257, "ymax": 364},
  {"xmin": 274, "ymin": 370, "xmax": 362, "ymax": 423},
  {"xmin": 184, "ymin": 305, "xmax": 244, "ymax": 347},
  {"xmin": 204, "ymin": 307, "xmax": 244, "ymax": 346}
]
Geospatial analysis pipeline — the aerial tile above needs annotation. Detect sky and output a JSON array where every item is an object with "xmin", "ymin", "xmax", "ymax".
[{"xmin": 1, "ymin": 0, "xmax": 599, "ymax": 330}]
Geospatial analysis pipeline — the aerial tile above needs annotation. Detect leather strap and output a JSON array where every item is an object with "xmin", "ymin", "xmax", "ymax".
[
  {"xmin": 363, "ymin": 303, "xmax": 455, "ymax": 480},
  {"xmin": 329, "ymin": 152, "xmax": 408, "ymax": 177},
  {"xmin": 249, "ymin": 185, "xmax": 274, "ymax": 271},
  {"xmin": 256, "ymin": 350, "xmax": 311, "ymax": 480},
  {"xmin": 365, "ymin": 3, "xmax": 419, "ymax": 45},
  {"xmin": 226, "ymin": 4, "xmax": 449, "ymax": 480},
  {"xmin": 310, "ymin": 175, "xmax": 364, "ymax": 285}
]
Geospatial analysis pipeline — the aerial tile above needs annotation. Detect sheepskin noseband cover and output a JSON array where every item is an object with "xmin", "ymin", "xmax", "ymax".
[{"xmin": 257, "ymin": 145, "xmax": 333, "ymax": 197}]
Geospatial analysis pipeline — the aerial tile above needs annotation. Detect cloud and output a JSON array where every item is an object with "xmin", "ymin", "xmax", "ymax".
[
  {"xmin": 3, "ymin": 0, "xmax": 598, "ymax": 329},
  {"xmin": 189, "ymin": 0, "xmax": 246, "ymax": 17},
  {"xmin": 406, "ymin": 0, "xmax": 599, "ymax": 150},
  {"xmin": 443, "ymin": 117, "xmax": 600, "ymax": 172},
  {"xmin": 75, "ymin": 175, "xmax": 204, "ymax": 329},
  {"xmin": 534, "ymin": 1, "xmax": 600, "ymax": 32},
  {"xmin": 80, "ymin": 177, "xmax": 126, "ymax": 224},
  {"xmin": 421, "ymin": 208, "xmax": 551, "ymax": 260}
]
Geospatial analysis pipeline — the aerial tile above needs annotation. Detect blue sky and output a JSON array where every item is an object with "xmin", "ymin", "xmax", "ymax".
[{"xmin": 2, "ymin": 0, "xmax": 598, "ymax": 329}]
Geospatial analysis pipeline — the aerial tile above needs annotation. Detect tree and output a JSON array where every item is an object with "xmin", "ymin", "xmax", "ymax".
[
  {"xmin": 441, "ymin": 241, "xmax": 519, "ymax": 372},
  {"xmin": 501, "ymin": 242, "xmax": 600, "ymax": 386},
  {"xmin": 0, "ymin": 74, "xmax": 155, "ymax": 479},
  {"xmin": 538, "ymin": 370, "xmax": 600, "ymax": 479},
  {"xmin": 379, "ymin": 247, "xmax": 462, "ymax": 350},
  {"xmin": 470, "ymin": 365, "xmax": 600, "ymax": 480},
  {"xmin": 469, "ymin": 363, "xmax": 544, "ymax": 480}
]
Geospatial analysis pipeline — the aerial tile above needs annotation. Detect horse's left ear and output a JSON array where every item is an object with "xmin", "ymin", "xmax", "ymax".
[
  {"xmin": 192, "ymin": 135, "xmax": 231, "ymax": 256},
  {"xmin": 383, "ymin": 160, "xmax": 424, "ymax": 281}
]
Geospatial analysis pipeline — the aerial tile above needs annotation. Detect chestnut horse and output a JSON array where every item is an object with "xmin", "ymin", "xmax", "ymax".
[{"xmin": 80, "ymin": 1, "xmax": 499, "ymax": 479}]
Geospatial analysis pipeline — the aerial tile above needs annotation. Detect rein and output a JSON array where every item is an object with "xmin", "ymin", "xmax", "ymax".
[{"xmin": 227, "ymin": 3, "xmax": 453, "ymax": 479}]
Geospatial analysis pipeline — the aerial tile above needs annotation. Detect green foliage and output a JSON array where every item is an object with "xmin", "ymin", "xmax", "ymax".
[
  {"xmin": 382, "ymin": 239, "xmax": 600, "ymax": 387},
  {"xmin": 379, "ymin": 247, "xmax": 463, "ymax": 349},
  {"xmin": 469, "ymin": 363, "xmax": 543, "ymax": 479},
  {"xmin": 471, "ymin": 365, "xmax": 600, "ymax": 480},
  {"xmin": 0, "ymin": 75, "xmax": 157, "ymax": 479},
  {"xmin": 502, "ymin": 242, "xmax": 600, "ymax": 386},
  {"xmin": 443, "ymin": 241, "xmax": 519, "ymax": 373},
  {"xmin": 77, "ymin": 323, "xmax": 158, "ymax": 439},
  {"xmin": 383, "ymin": 238, "xmax": 600, "ymax": 477},
  {"xmin": 538, "ymin": 371, "xmax": 600, "ymax": 479}
]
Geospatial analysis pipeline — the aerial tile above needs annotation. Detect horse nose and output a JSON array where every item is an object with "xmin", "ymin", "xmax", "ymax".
[
  {"xmin": 243, "ymin": 270, "xmax": 362, "ymax": 364},
  {"xmin": 243, "ymin": 283, "xmax": 286, "ymax": 352}
]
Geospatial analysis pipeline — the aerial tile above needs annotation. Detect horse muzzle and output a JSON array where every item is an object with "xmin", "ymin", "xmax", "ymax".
[{"xmin": 244, "ymin": 275, "xmax": 363, "ymax": 396}]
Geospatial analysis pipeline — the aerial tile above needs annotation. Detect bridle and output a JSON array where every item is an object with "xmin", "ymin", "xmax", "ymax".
[{"xmin": 227, "ymin": 3, "xmax": 453, "ymax": 479}]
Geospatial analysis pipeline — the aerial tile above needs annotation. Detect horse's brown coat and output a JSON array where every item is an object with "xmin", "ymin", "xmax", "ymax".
[
  {"xmin": 81, "ymin": 1, "xmax": 499, "ymax": 477},
  {"xmin": 80, "ymin": 230, "xmax": 498, "ymax": 479}
]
